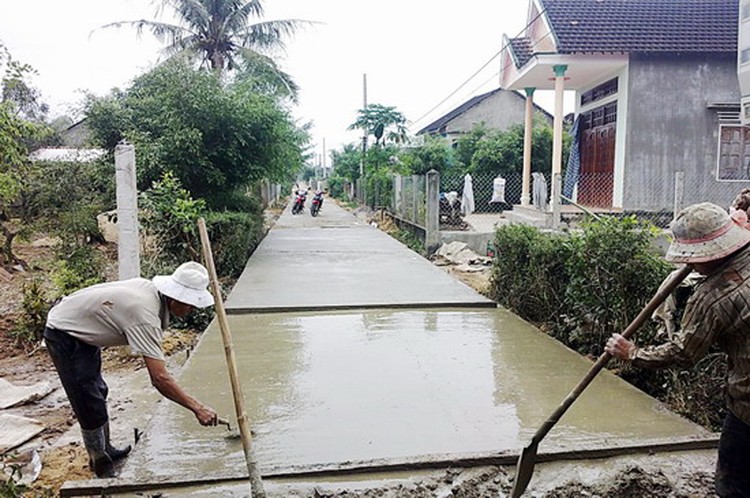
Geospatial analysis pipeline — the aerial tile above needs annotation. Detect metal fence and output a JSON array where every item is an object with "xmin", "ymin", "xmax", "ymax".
[
  {"xmin": 439, "ymin": 170, "xmax": 750, "ymax": 229},
  {"xmin": 390, "ymin": 175, "xmax": 427, "ymax": 228},
  {"xmin": 354, "ymin": 178, "xmax": 392, "ymax": 211}
]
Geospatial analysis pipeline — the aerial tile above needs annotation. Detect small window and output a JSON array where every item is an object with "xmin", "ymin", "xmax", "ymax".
[
  {"xmin": 581, "ymin": 78, "xmax": 618, "ymax": 106},
  {"xmin": 742, "ymin": 48, "xmax": 750, "ymax": 65},
  {"xmin": 717, "ymin": 125, "xmax": 750, "ymax": 180}
]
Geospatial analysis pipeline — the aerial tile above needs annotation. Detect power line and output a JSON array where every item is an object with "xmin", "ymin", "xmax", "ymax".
[
  {"xmin": 410, "ymin": 5, "xmax": 550, "ymax": 130},
  {"xmin": 457, "ymin": 28, "xmax": 556, "ymax": 113}
]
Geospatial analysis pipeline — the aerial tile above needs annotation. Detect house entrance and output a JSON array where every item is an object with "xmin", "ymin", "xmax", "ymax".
[{"xmin": 579, "ymin": 102, "xmax": 616, "ymax": 207}]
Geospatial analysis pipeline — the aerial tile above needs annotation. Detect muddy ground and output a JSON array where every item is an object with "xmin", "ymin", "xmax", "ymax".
[{"xmin": 1, "ymin": 208, "xmax": 719, "ymax": 497}]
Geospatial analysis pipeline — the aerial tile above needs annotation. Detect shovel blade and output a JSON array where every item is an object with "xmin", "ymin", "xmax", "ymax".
[{"xmin": 511, "ymin": 441, "xmax": 539, "ymax": 497}]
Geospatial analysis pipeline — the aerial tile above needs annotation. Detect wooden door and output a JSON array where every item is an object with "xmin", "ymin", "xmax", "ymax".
[{"xmin": 578, "ymin": 103, "xmax": 616, "ymax": 207}]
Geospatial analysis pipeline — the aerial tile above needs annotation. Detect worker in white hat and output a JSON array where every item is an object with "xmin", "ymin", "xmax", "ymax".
[
  {"xmin": 44, "ymin": 262, "xmax": 218, "ymax": 478},
  {"xmin": 606, "ymin": 202, "xmax": 750, "ymax": 497}
]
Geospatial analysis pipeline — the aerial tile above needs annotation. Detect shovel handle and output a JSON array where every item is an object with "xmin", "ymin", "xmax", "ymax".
[{"xmin": 531, "ymin": 264, "xmax": 692, "ymax": 444}]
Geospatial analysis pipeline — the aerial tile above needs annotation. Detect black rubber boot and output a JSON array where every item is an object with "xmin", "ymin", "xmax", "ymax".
[
  {"xmin": 81, "ymin": 425, "xmax": 115, "ymax": 478},
  {"xmin": 104, "ymin": 421, "xmax": 131, "ymax": 461}
]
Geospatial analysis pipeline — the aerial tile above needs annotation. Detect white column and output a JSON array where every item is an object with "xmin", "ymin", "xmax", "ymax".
[
  {"xmin": 551, "ymin": 65, "xmax": 567, "ymax": 225},
  {"xmin": 521, "ymin": 87, "xmax": 535, "ymax": 206},
  {"xmin": 115, "ymin": 143, "xmax": 140, "ymax": 280}
]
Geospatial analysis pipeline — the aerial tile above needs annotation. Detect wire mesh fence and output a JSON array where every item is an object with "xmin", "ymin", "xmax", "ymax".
[
  {"xmin": 374, "ymin": 166, "xmax": 750, "ymax": 236},
  {"xmin": 440, "ymin": 170, "xmax": 750, "ymax": 229}
]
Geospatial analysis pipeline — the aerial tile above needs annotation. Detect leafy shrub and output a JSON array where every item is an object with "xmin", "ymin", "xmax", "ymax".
[
  {"xmin": 491, "ymin": 224, "xmax": 571, "ymax": 324},
  {"xmin": 203, "ymin": 210, "xmax": 264, "ymax": 279},
  {"xmin": 52, "ymin": 243, "xmax": 105, "ymax": 296},
  {"xmin": 488, "ymin": 216, "xmax": 726, "ymax": 431},
  {"xmin": 0, "ymin": 453, "xmax": 27, "ymax": 498},
  {"xmin": 562, "ymin": 216, "xmax": 672, "ymax": 355},
  {"xmin": 327, "ymin": 176, "xmax": 347, "ymax": 199},
  {"xmin": 139, "ymin": 172, "xmax": 206, "ymax": 273},
  {"xmin": 12, "ymin": 279, "xmax": 51, "ymax": 343}
]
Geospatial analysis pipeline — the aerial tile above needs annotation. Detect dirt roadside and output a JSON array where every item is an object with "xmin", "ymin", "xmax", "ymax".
[
  {"xmin": 0, "ymin": 240, "xmax": 205, "ymax": 496},
  {"xmin": 1, "ymin": 214, "xmax": 718, "ymax": 497}
]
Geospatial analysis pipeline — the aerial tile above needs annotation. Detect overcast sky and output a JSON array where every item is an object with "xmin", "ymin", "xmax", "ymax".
[{"xmin": 1, "ymin": 0, "xmax": 571, "ymax": 162}]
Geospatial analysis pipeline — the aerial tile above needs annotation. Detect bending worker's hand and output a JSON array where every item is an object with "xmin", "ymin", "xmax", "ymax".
[
  {"xmin": 195, "ymin": 404, "xmax": 219, "ymax": 426},
  {"xmin": 605, "ymin": 333, "xmax": 637, "ymax": 361}
]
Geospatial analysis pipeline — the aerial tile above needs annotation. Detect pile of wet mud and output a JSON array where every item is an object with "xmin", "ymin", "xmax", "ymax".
[{"xmin": 295, "ymin": 465, "xmax": 715, "ymax": 498}]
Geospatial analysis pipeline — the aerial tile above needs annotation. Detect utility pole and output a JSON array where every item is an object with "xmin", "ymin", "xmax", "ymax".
[
  {"xmin": 322, "ymin": 138, "xmax": 327, "ymax": 178},
  {"xmin": 360, "ymin": 73, "xmax": 368, "ymax": 177}
]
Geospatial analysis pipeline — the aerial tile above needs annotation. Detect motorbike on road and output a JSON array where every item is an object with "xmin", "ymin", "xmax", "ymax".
[
  {"xmin": 292, "ymin": 189, "xmax": 307, "ymax": 214},
  {"xmin": 310, "ymin": 190, "xmax": 324, "ymax": 217}
]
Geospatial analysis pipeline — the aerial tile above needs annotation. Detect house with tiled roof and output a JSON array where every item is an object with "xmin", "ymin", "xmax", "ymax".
[
  {"xmin": 500, "ymin": 0, "xmax": 744, "ymax": 217},
  {"xmin": 416, "ymin": 88, "xmax": 552, "ymax": 142}
]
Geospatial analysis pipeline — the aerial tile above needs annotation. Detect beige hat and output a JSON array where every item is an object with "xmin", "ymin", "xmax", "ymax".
[
  {"xmin": 152, "ymin": 262, "xmax": 215, "ymax": 308},
  {"xmin": 666, "ymin": 202, "xmax": 750, "ymax": 263}
]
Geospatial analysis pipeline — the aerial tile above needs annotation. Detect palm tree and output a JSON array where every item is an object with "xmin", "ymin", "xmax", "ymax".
[
  {"xmin": 102, "ymin": 0, "xmax": 310, "ymax": 96},
  {"xmin": 348, "ymin": 103, "xmax": 409, "ymax": 146}
]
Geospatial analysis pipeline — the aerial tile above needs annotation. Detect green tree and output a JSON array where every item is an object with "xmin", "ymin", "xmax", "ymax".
[
  {"xmin": 330, "ymin": 143, "xmax": 362, "ymax": 182},
  {"xmin": 469, "ymin": 117, "xmax": 567, "ymax": 177},
  {"xmin": 85, "ymin": 60, "xmax": 306, "ymax": 208},
  {"xmin": 454, "ymin": 123, "xmax": 488, "ymax": 171},
  {"xmin": 0, "ymin": 42, "xmax": 49, "ymax": 267},
  {"xmin": 348, "ymin": 103, "xmax": 408, "ymax": 146},
  {"xmin": 102, "ymin": 0, "xmax": 310, "ymax": 91},
  {"xmin": 398, "ymin": 135, "xmax": 455, "ymax": 175}
]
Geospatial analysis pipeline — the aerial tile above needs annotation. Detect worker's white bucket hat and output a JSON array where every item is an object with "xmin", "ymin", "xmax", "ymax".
[
  {"xmin": 666, "ymin": 202, "xmax": 750, "ymax": 263},
  {"xmin": 153, "ymin": 262, "xmax": 215, "ymax": 308}
]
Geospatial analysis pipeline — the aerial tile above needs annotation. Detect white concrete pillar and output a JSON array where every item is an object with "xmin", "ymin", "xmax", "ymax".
[
  {"xmin": 425, "ymin": 170, "xmax": 440, "ymax": 254},
  {"xmin": 551, "ymin": 65, "xmax": 568, "ymax": 214},
  {"xmin": 115, "ymin": 143, "xmax": 140, "ymax": 280},
  {"xmin": 521, "ymin": 87, "xmax": 535, "ymax": 206}
]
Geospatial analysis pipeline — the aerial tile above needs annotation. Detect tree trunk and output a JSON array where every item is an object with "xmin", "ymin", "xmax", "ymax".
[{"xmin": 0, "ymin": 221, "xmax": 28, "ymax": 270}]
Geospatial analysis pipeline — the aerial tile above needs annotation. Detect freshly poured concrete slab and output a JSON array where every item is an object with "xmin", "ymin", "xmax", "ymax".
[
  {"xmin": 225, "ymin": 199, "xmax": 492, "ymax": 312},
  {"xmin": 224, "ymin": 226, "xmax": 493, "ymax": 312},
  {"xmin": 119, "ymin": 308, "xmax": 710, "ymax": 484}
]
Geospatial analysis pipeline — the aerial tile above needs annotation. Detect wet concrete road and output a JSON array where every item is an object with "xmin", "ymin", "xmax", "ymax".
[
  {"xmin": 115, "ymin": 198, "xmax": 713, "ymax": 491},
  {"xmin": 225, "ymin": 205, "xmax": 493, "ymax": 312}
]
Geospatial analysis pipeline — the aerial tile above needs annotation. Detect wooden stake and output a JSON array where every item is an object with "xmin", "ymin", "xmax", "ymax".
[{"xmin": 198, "ymin": 218, "xmax": 265, "ymax": 498}]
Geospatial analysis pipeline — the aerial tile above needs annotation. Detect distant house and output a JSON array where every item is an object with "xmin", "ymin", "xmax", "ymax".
[
  {"xmin": 416, "ymin": 87, "xmax": 553, "ymax": 142},
  {"xmin": 500, "ymin": 0, "xmax": 745, "ymax": 212},
  {"xmin": 60, "ymin": 118, "xmax": 93, "ymax": 148}
]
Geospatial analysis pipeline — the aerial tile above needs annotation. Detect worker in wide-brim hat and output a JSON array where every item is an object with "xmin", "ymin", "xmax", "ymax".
[
  {"xmin": 44, "ymin": 262, "xmax": 218, "ymax": 479},
  {"xmin": 605, "ymin": 202, "xmax": 750, "ymax": 497}
]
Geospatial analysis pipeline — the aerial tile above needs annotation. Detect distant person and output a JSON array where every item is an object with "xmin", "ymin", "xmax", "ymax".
[
  {"xmin": 44, "ymin": 262, "xmax": 219, "ymax": 478},
  {"xmin": 730, "ymin": 187, "xmax": 750, "ymax": 229},
  {"xmin": 605, "ymin": 202, "xmax": 750, "ymax": 497}
]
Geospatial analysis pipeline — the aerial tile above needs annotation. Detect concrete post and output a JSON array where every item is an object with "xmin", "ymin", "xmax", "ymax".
[
  {"xmin": 426, "ymin": 170, "xmax": 440, "ymax": 254},
  {"xmin": 551, "ymin": 65, "xmax": 567, "ymax": 215},
  {"xmin": 673, "ymin": 171, "xmax": 685, "ymax": 219},
  {"xmin": 114, "ymin": 143, "xmax": 140, "ymax": 280},
  {"xmin": 394, "ymin": 175, "xmax": 402, "ymax": 216},
  {"xmin": 412, "ymin": 175, "xmax": 419, "ymax": 223},
  {"xmin": 521, "ymin": 87, "xmax": 535, "ymax": 206},
  {"xmin": 552, "ymin": 172, "xmax": 562, "ymax": 230}
]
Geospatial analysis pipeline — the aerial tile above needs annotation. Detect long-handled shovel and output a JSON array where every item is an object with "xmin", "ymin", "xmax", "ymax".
[
  {"xmin": 510, "ymin": 264, "xmax": 692, "ymax": 497},
  {"xmin": 198, "ymin": 218, "xmax": 266, "ymax": 498}
]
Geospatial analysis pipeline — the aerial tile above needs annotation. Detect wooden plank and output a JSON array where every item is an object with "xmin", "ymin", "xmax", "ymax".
[{"xmin": 59, "ymin": 436, "xmax": 719, "ymax": 497}]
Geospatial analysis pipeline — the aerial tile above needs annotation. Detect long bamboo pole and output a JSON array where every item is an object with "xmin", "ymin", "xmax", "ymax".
[{"xmin": 198, "ymin": 218, "xmax": 265, "ymax": 498}]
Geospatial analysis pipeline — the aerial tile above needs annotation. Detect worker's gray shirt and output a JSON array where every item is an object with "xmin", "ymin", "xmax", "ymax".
[
  {"xmin": 46, "ymin": 278, "xmax": 168, "ymax": 361},
  {"xmin": 633, "ymin": 246, "xmax": 750, "ymax": 425}
]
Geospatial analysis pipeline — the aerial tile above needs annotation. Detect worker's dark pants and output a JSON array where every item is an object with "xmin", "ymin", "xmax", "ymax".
[
  {"xmin": 44, "ymin": 327, "xmax": 109, "ymax": 430},
  {"xmin": 716, "ymin": 411, "xmax": 750, "ymax": 497}
]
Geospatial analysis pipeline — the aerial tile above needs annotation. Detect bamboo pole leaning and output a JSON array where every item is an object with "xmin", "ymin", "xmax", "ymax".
[{"xmin": 198, "ymin": 218, "xmax": 265, "ymax": 498}]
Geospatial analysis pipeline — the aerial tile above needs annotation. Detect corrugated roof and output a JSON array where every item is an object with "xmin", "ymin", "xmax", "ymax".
[
  {"xmin": 539, "ymin": 0, "xmax": 738, "ymax": 54},
  {"xmin": 29, "ymin": 148, "xmax": 106, "ymax": 162},
  {"xmin": 418, "ymin": 88, "xmax": 506, "ymax": 135},
  {"xmin": 418, "ymin": 88, "xmax": 554, "ymax": 136}
]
